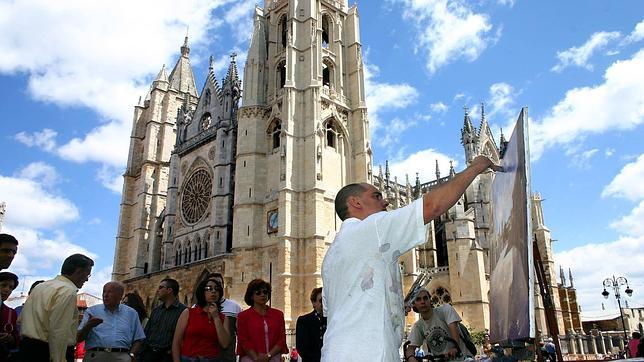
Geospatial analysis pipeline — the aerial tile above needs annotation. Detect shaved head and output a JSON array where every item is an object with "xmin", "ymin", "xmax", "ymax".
[{"xmin": 334, "ymin": 183, "xmax": 368, "ymax": 220}]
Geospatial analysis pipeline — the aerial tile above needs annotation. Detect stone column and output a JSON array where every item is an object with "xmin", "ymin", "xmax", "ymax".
[
  {"xmin": 597, "ymin": 331, "xmax": 607, "ymax": 354},
  {"xmin": 606, "ymin": 335, "xmax": 614, "ymax": 353},
  {"xmin": 576, "ymin": 330, "xmax": 585, "ymax": 355},
  {"xmin": 568, "ymin": 331, "xmax": 577, "ymax": 354},
  {"xmin": 590, "ymin": 331, "xmax": 598, "ymax": 355}
]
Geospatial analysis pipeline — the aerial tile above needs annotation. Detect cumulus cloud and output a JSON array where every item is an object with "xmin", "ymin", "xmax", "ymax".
[
  {"xmin": 0, "ymin": 173, "xmax": 79, "ymax": 229},
  {"xmin": 551, "ymin": 31, "xmax": 621, "ymax": 72},
  {"xmin": 14, "ymin": 129, "xmax": 57, "ymax": 152},
  {"xmin": 555, "ymin": 234, "xmax": 644, "ymax": 314},
  {"xmin": 487, "ymin": 82, "xmax": 517, "ymax": 120},
  {"xmin": 569, "ymin": 148, "xmax": 599, "ymax": 170},
  {"xmin": 15, "ymin": 162, "xmax": 61, "ymax": 187},
  {"xmin": 610, "ymin": 200, "xmax": 644, "ymax": 237},
  {"xmin": 80, "ymin": 264, "xmax": 114, "ymax": 297},
  {"xmin": 388, "ymin": 0, "xmax": 497, "ymax": 74},
  {"xmin": 623, "ymin": 19, "xmax": 644, "ymax": 44},
  {"xmin": 383, "ymin": 148, "xmax": 458, "ymax": 183},
  {"xmin": 0, "ymin": 0, "xmax": 241, "ymax": 190},
  {"xmin": 430, "ymin": 102, "xmax": 448, "ymax": 113},
  {"xmin": 531, "ymin": 50, "xmax": 644, "ymax": 160},
  {"xmin": 364, "ymin": 59, "xmax": 419, "ymax": 135},
  {"xmin": 602, "ymin": 153, "xmax": 644, "ymax": 201},
  {"xmin": 97, "ymin": 165, "xmax": 124, "ymax": 194}
]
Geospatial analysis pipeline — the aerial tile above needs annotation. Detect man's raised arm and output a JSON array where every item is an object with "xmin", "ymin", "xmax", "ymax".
[{"xmin": 422, "ymin": 155, "xmax": 500, "ymax": 224}]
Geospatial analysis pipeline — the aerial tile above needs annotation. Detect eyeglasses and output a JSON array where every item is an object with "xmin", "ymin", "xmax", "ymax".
[
  {"xmin": 415, "ymin": 295, "xmax": 430, "ymax": 302},
  {"xmin": 254, "ymin": 289, "xmax": 269, "ymax": 296}
]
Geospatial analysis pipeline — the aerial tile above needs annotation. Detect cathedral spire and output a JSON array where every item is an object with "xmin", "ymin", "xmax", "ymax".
[
  {"xmin": 224, "ymin": 52, "xmax": 240, "ymax": 86},
  {"xmin": 435, "ymin": 159, "xmax": 440, "ymax": 180},
  {"xmin": 568, "ymin": 268, "xmax": 574, "ymax": 288},
  {"xmin": 385, "ymin": 160, "xmax": 390, "ymax": 189},
  {"xmin": 243, "ymin": 6, "xmax": 268, "ymax": 107},
  {"xmin": 154, "ymin": 64, "xmax": 168, "ymax": 83},
  {"xmin": 449, "ymin": 160, "xmax": 456, "ymax": 177},
  {"xmin": 168, "ymin": 36, "xmax": 198, "ymax": 97},
  {"xmin": 560, "ymin": 265, "xmax": 566, "ymax": 286},
  {"xmin": 499, "ymin": 127, "xmax": 509, "ymax": 158},
  {"xmin": 461, "ymin": 106, "xmax": 478, "ymax": 163}
]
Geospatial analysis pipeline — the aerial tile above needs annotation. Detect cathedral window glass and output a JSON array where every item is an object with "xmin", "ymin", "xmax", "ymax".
[
  {"xmin": 180, "ymin": 169, "xmax": 213, "ymax": 225},
  {"xmin": 203, "ymin": 89, "xmax": 211, "ymax": 109},
  {"xmin": 322, "ymin": 14, "xmax": 330, "ymax": 48},
  {"xmin": 193, "ymin": 245, "xmax": 198, "ymax": 261},
  {"xmin": 280, "ymin": 15, "xmax": 288, "ymax": 49},
  {"xmin": 204, "ymin": 241, "xmax": 208, "ymax": 258},
  {"xmin": 429, "ymin": 286, "xmax": 452, "ymax": 307},
  {"xmin": 322, "ymin": 60, "xmax": 334, "ymax": 89},
  {"xmin": 434, "ymin": 218, "xmax": 448, "ymax": 267},
  {"xmin": 326, "ymin": 120, "xmax": 337, "ymax": 149},
  {"xmin": 198, "ymin": 244, "xmax": 202, "ymax": 260},
  {"xmin": 278, "ymin": 61, "xmax": 286, "ymax": 88},
  {"xmin": 269, "ymin": 120, "xmax": 282, "ymax": 149}
]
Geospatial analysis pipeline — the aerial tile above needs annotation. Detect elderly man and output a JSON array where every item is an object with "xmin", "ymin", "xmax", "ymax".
[
  {"xmin": 0, "ymin": 234, "xmax": 18, "ymax": 270},
  {"xmin": 77, "ymin": 281, "xmax": 145, "ymax": 362},
  {"xmin": 321, "ymin": 155, "xmax": 499, "ymax": 361},
  {"xmin": 19, "ymin": 253, "xmax": 94, "ymax": 362},
  {"xmin": 296, "ymin": 287, "xmax": 326, "ymax": 362}
]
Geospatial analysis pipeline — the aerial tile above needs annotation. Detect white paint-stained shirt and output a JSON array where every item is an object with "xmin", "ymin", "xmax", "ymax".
[{"xmin": 321, "ymin": 199, "xmax": 427, "ymax": 361}]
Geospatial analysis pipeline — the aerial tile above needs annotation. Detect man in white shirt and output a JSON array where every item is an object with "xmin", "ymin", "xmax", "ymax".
[
  {"xmin": 321, "ymin": 155, "xmax": 498, "ymax": 361},
  {"xmin": 19, "ymin": 253, "xmax": 94, "ymax": 362}
]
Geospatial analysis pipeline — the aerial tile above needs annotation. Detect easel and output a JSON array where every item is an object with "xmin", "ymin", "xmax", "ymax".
[{"xmin": 533, "ymin": 239, "xmax": 564, "ymax": 362}]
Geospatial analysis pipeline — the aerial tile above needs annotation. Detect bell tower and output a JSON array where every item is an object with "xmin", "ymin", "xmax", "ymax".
[{"xmin": 232, "ymin": 0, "xmax": 372, "ymax": 327}]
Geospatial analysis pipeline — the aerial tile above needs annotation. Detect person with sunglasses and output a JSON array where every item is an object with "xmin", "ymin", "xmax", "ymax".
[
  {"xmin": 236, "ymin": 279, "xmax": 287, "ymax": 362},
  {"xmin": 172, "ymin": 279, "xmax": 230, "ymax": 362},
  {"xmin": 404, "ymin": 288, "xmax": 472, "ymax": 362}
]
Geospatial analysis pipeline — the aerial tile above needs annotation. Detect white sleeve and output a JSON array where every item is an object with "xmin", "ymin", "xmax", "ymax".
[
  {"xmin": 374, "ymin": 199, "xmax": 427, "ymax": 255},
  {"xmin": 442, "ymin": 305, "xmax": 462, "ymax": 325}
]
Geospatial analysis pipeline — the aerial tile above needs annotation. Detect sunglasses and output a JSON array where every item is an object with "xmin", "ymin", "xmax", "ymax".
[
  {"xmin": 205, "ymin": 286, "xmax": 219, "ymax": 292},
  {"xmin": 254, "ymin": 289, "xmax": 269, "ymax": 296}
]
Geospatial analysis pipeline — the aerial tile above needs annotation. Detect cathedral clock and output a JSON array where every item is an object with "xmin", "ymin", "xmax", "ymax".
[
  {"xmin": 180, "ymin": 169, "xmax": 212, "ymax": 225},
  {"xmin": 267, "ymin": 209, "xmax": 278, "ymax": 233}
]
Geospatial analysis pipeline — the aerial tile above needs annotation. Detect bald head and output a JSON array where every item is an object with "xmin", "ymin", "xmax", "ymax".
[
  {"xmin": 335, "ymin": 183, "xmax": 368, "ymax": 220},
  {"xmin": 103, "ymin": 281, "xmax": 125, "ymax": 309}
]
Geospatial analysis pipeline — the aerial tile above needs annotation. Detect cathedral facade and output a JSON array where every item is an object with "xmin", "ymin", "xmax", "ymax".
[{"xmin": 112, "ymin": 0, "xmax": 579, "ymax": 342}]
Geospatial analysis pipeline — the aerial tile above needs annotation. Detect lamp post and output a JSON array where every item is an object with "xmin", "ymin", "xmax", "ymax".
[{"xmin": 602, "ymin": 275, "xmax": 633, "ymax": 340}]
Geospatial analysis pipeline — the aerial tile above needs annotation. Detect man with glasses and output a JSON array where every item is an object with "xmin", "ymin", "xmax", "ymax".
[
  {"xmin": 322, "ymin": 155, "xmax": 499, "ymax": 361},
  {"xmin": 0, "ymin": 234, "xmax": 18, "ymax": 270},
  {"xmin": 19, "ymin": 253, "xmax": 94, "ymax": 362},
  {"xmin": 141, "ymin": 278, "xmax": 186, "ymax": 362},
  {"xmin": 404, "ymin": 288, "xmax": 472, "ymax": 361},
  {"xmin": 296, "ymin": 287, "xmax": 326, "ymax": 362}
]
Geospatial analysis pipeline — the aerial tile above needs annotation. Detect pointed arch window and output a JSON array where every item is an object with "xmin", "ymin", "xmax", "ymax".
[
  {"xmin": 193, "ymin": 245, "xmax": 198, "ymax": 261},
  {"xmin": 269, "ymin": 120, "xmax": 282, "ymax": 149},
  {"xmin": 204, "ymin": 241, "xmax": 208, "ymax": 258},
  {"xmin": 278, "ymin": 61, "xmax": 286, "ymax": 88},
  {"xmin": 280, "ymin": 15, "xmax": 288, "ymax": 49},
  {"xmin": 186, "ymin": 247, "xmax": 190, "ymax": 263},
  {"xmin": 203, "ymin": 89, "xmax": 211, "ymax": 109},
  {"xmin": 322, "ymin": 14, "xmax": 331, "ymax": 49},
  {"xmin": 322, "ymin": 60, "xmax": 334, "ymax": 89},
  {"xmin": 326, "ymin": 120, "xmax": 338, "ymax": 149}
]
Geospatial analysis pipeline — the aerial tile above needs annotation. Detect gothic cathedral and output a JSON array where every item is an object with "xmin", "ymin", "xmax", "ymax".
[{"xmin": 113, "ymin": 0, "xmax": 581, "ymax": 340}]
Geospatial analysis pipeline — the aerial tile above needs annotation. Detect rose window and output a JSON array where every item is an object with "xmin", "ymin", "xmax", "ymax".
[{"xmin": 181, "ymin": 169, "xmax": 212, "ymax": 224}]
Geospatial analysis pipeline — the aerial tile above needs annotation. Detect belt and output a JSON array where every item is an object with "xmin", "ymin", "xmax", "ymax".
[{"xmin": 88, "ymin": 347, "xmax": 130, "ymax": 353}]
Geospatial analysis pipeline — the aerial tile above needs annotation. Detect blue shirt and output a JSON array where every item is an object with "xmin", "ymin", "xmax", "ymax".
[{"xmin": 78, "ymin": 304, "xmax": 145, "ymax": 350}]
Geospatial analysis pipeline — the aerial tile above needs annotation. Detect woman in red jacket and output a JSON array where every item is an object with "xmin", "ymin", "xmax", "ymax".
[
  {"xmin": 172, "ymin": 278, "xmax": 230, "ymax": 362},
  {"xmin": 237, "ymin": 279, "xmax": 287, "ymax": 362}
]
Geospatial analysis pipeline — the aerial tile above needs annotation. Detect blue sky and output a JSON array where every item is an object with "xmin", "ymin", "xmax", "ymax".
[{"xmin": 0, "ymin": 0, "xmax": 642, "ymax": 317}]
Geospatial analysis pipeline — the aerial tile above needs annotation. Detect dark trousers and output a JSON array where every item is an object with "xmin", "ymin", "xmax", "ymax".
[
  {"xmin": 18, "ymin": 337, "xmax": 49, "ymax": 361},
  {"xmin": 141, "ymin": 346, "xmax": 172, "ymax": 362}
]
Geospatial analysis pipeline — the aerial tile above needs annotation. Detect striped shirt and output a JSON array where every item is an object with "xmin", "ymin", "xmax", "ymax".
[{"xmin": 144, "ymin": 300, "xmax": 186, "ymax": 349}]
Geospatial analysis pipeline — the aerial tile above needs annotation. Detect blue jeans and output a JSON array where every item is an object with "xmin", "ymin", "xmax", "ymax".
[{"xmin": 180, "ymin": 356, "xmax": 221, "ymax": 362}]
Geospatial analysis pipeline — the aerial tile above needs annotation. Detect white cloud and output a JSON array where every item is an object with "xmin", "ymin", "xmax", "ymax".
[
  {"xmin": 569, "ymin": 148, "xmax": 599, "ymax": 170},
  {"xmin": 97, "ymin": 165, "xmax": 124, "ymax": 194},
  {"xmin": 0, "ymin": 0, "xmax": 237, "ymax": 188},
  {"xmin": 605, "ymin": 148, "xmax": 615, "ymax": 157},
  {"xmin": 378, "ymin": 117, "xmax": 418, "ymax": 148},
  {"xmin": 15, "ymin": 162, "xmax": 61, "ymax": 187},
  {"xmin": 364, "ymin": 60, "xmax": 419, "ymax": 135},
  {"xmin": 531, "ymin": 50, "xmax": 644, "ymax": 160},
  {"xmin": 4, "ymin": 227, "xmax": 96, "ymax": 275},
  {"xmin": 430, "ymin": 102, "xmax": 448, "ymax": 113},
  {"xmin": 223, "ymin": 1, "xmax": 256, "ymax": 44},
  {"xmin": 385, "ymin": 148, "xmax": 458, "ymax": 183},
  {"xmin": 14, "ymin": 129, "xmax": 57, "ymax": 152},
  {"xmin": 487, "ymin": 82, "xmax": 517, "ymax": 120},
  {"xmin": 602, "ymin": 153, "xmax": 644, "ymax": 201},
  {"xmin": 80, "ymin": 265, "xmax": 114, "ymax": 297},
  {"xmin": 555, "ymin": 235, "xmax": 644, "ymax": 315},
  {"xmin": 0, "ymin": 173, "xmax": 79, "ymax": 229},
  {"xmin": 624, "ymin": 19, "xmax": 644, "ymax": 44},
  {"xmin": 610, "ymin": 200, "xmax": 644, "ymax": 237},
  {"xmin": 551, "ymin": 31, "xmax": 621, "ymax": 72},
  {"xmin": 389, "ymin": 0, "xmax": 496, "ymax": 74}
]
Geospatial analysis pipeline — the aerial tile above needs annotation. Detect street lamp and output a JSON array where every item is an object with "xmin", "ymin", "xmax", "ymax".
[{"xmin": 602, "ymin": 275, "xmax": 633, "ymax": 340}]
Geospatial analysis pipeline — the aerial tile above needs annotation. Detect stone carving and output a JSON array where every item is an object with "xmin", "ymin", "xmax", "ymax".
[{"xmin": 208, "ymin": 146, "xmax": 216, "ymax": 160}]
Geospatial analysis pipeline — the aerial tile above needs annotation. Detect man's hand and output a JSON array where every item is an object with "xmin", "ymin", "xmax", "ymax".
[
  {"xmin": 447, "ymin": 347, "xmax": 459, "ymax": 358},
  {"xmin": 85, "ymin": 314, "xmax": 103, "ymax": 329},
  {"xmin": 472, "ymin": 155, "xmax": 502, "ymax": 172}
]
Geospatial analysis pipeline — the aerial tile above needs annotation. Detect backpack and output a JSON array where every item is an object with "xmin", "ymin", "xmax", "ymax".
[{"xmin": 457, "ymin": 322, "xmax": 478, "ymax": 356}]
